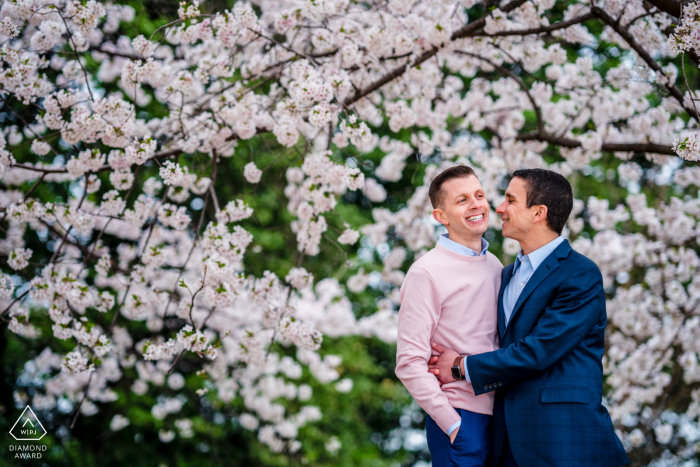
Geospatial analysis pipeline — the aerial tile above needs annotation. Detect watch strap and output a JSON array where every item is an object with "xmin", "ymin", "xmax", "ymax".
[{"xmin": 453, "ymin": 356, "xmax": 464, "ymax": 380}]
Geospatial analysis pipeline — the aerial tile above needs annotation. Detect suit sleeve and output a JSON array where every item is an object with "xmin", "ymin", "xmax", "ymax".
[
  {"xmin": 467, "ymin": 261, "xmax": 605, "ymax": 396},
  {"xmin": 395, "ymin": 267, "xmax": 461, "ymax": 433}
]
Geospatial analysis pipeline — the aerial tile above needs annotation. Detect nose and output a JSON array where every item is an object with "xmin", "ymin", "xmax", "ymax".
[
  {"xmin": 496, "ymin": 200, "xmax": 506, "ymax": 214},
  {"xmin": 467, "ymin": 197, "xmax": 480, "ymax": 210}
]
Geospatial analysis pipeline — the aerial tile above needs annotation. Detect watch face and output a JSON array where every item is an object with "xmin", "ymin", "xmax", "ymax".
[{"xmin": 451, "ymin": 367, "xmax": 461, "ymax": 380}]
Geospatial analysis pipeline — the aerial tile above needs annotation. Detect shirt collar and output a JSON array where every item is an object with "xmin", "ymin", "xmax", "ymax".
[
  {"xmin": 438, "ymin": 233, "xmax": 489, "ymax": 257},
  {"xmin": 512, "ymin": 235, "xmax": 566, "ymax": 275}
]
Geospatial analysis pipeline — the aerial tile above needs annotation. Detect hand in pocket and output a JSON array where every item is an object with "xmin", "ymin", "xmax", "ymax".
[{"xmin": 449, "ymin": 426, "xmax": 460, "ymax": 444}]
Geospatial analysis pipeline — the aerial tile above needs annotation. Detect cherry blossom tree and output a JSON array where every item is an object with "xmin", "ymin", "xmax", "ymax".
[{"xmin": 0, "ymin": 0, "xmax": 699, "ymax": 464}]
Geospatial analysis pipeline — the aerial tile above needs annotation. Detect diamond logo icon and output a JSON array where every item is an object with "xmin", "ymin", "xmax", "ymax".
[{"xmin": 9, "ymin": 405, "xmax": 47, "ymax": 441}]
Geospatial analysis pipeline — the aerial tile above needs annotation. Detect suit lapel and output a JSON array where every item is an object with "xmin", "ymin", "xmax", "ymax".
[
  {"xmin": 498, "ymin": 264, "xmax": 514, "ymax": 341},
  {"xmin": 502, "ymin": 240, "xmax": 571, "ymax": 338}
]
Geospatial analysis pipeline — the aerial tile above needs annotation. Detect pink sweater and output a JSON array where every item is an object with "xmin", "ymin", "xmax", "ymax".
[{"xmin": 395, "ymin": 243, "xmax": 503, "ymax": 433}]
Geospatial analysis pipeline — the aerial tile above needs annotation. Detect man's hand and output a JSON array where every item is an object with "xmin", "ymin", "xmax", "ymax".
[
  {"xmin": 428, "ymin": 343, "xmax": 461, "ymax": 385},
  {"xmin": 449, "ymin": 426, "xmax": 459, "ymax": 444}
]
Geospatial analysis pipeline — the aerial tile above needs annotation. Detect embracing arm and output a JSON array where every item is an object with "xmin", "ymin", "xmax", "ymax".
[
  {"xmin": 395, "ymin": 267, "xmax": 462, "ymax": 434},
  {"xmin": 467, "ymin": 262, "xmax": 605, "ymax": 396}
]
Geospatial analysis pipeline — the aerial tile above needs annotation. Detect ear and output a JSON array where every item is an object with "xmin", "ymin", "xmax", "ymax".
[
  {"xmin": 432, "ymin": 208, "xmax": 448, "ymax": 226},
  {"xmin": 532, "ymin": 205, "xmax": 548, "ymax": 224}
]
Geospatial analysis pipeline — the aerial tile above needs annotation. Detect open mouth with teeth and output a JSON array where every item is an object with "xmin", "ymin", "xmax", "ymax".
[{"xmin": 466, "ymin": 213, "xmax": 485, "ymax": 223}]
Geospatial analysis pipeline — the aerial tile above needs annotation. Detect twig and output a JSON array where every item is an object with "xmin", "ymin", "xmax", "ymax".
[
  {"xmin": 70, "ymin": 370, "xmax": 94, "ymax": 429},
  {"xmin": 166, "ymin": 350, "xmax": 186, "ymax": 375},
  {"xmin": 591, "ymin": 5, "xmax": 698, "ymax": 121},
  {"xmin": 183, "ymin": 265, "xmax": 207, "ymax": 330},
  {"xmin": 56, "ymin": 11, "xmax": 94, "ymax": 101},
  {"xmin": 265, "ymin": 252, "xmax": 305, "ymax": 360},
  {"xmin": 139, "ymin": 187, "xmax": 169, "ymax": 257},
  {"xmin": 0, "ymin": 289, "xmax": 30, "ymax": 320},
  {"xmin": 161, "ymin": 156, "xmax": 217, "ymax": 318},
  {"xmin": 681, "ymin": 52, "xmax": 700, "ymax": 122},
  {"xmin": 209, "ymin": 183, "xmax": 220, "ymax": 213},
  {"xmin": 200, "ymin": 306, "xmax": 217, "ymax": 330},
  {"xmin": 49, "ymin": 177, "xmax": 90, "ymax": 264}
]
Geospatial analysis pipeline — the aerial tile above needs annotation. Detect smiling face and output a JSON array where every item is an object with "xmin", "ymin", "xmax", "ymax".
[
  {"xmin": 432, "ymin": 175, "xmax": 490, "ymax": 242},
  {"xmin": 496, "ymin": 177, "xmax": 538, "ymax": 241}
]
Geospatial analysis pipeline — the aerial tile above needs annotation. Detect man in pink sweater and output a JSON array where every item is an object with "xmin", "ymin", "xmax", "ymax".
[{"xmin": 395, "ymin": 165, "xmax": 503, "ymax": 466}]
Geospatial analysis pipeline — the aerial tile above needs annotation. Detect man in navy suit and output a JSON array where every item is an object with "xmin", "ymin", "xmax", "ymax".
[{"xmin": 428, "ymin": 169, "xmax": 629, "ymax": 467}]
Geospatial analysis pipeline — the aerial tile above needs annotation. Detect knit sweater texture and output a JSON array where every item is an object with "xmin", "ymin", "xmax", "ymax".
[{"xmin": 395, "ymin": 243, "xmax": 503, "ymax": 433}]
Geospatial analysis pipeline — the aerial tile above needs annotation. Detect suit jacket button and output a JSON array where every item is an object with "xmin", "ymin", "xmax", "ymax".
[
  {"xmin": 498, "ymin": 382, "xmax": 503, "ymax": 387},
  {"xmin": 484, "ymin": 385, "xmax": 488, "ymax": 389}
]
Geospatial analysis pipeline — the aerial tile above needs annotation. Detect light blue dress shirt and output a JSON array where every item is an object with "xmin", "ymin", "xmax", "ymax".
[
  {"xmin": 461, "ymin": 236, "xmax": 565, "ymax": 391},
  {"xmin": 436, "ymin": 233, "xmax": 489, "ymax": 435},
  {"xmin": 438, "ymin": 233, "xmax": 489, "ymax": 257},
  {"xmin": 502, "ymin": 235, "xmax": 566, "ymax": 326}
]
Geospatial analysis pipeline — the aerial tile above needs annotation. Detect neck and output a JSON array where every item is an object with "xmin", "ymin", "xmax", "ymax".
[
  {"xmin": 519, "ymin": 230, "xmax": 559, "ymax": 256},
  {"xmin": 446, "ymin": 230, "xmax": 483, "ymax": 253}
]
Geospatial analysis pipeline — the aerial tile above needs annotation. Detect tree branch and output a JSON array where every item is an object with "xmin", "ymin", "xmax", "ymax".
[
  {"xmin": 89, "ymin": 45, "xmax": 140, "ymax": 61},
  {"xmin": 644, "ymin": 0, "xmax": 681, "ymax": 18},
  {"xmin": 450, "ymin": 49, "xmax": 669, "ymax": 157},
  {"xmin": 465, "ymin": 12, "xmax": 595, "ymax": 37},
  {"xmin": 456, "ymin": 51, "xmax": 544, "ymax": 134},
  {"xmin": 591, "ymin": 5, "xmax": 697, "ymax": 121},
  {"xmin": 10, "ymin": 148, "xmax": 182, "ymax": 175},
  {"xmin": 342, "ymin": 0, "xmax": 530, "ymax": 107},
  {"xmin": 516, "ymin": 131, "xmax": 675, "ymax": 155}
]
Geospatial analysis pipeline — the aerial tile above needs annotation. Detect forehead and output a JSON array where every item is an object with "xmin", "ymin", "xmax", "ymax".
[
  {"xmin": 505, "ymin": 177, "xmax": 526, "ymax": 197},
  {"xmin": 441, "ymin": 175, "xmax": 482, "ymax": 196}
]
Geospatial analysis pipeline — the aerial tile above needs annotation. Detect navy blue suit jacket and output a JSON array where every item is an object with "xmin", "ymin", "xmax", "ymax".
[{"xmin": 467, "ymin": 240, "xmax": 629, "ymax": 467}]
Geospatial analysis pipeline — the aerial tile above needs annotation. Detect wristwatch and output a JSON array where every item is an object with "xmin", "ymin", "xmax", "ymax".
[{"xmin": 451, "ymin": 356, "xmax": 465, "ymax": 380}]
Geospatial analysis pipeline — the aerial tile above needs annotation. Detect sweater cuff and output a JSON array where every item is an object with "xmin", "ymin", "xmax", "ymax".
[{"xmin": 431, "ymin": 405, "xmax": 462, "ymax": 434}]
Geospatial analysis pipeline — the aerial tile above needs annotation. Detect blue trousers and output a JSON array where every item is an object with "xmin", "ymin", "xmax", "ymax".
[{"xmin": 426, "ymin": 408, "xmax": 492, "ymax": 467}]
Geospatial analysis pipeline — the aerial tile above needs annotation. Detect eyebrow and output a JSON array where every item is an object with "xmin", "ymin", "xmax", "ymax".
[{"xmin": 453, "ymin": 190, "xmax": 484, "ymax": 199}]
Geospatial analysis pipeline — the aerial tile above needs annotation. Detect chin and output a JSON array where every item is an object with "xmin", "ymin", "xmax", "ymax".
[{"xmin": 465, "ymin": 225, "xmax": 488, "ymax": 236}]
